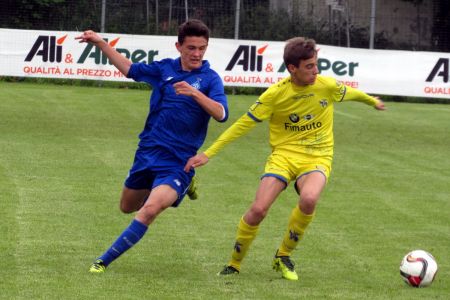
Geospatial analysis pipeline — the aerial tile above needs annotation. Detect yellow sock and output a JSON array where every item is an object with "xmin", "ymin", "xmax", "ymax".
[
  {"xmin": 277, "ymin": 206, "xmax": 314, "ymax": 257},
  {"xmin": 228, "ymin": 217, "xmax": 259, "ymax": 271}
]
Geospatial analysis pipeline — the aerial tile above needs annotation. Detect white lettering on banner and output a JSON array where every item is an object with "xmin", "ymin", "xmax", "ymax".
[{"xmin": 0, "ymin": 29, "xmax": 449, "ymax": 99}]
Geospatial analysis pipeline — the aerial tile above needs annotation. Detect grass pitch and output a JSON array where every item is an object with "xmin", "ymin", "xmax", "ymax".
[{"xmin": 0, "ymin": 81, "xmax": 449, "ymax": 299}]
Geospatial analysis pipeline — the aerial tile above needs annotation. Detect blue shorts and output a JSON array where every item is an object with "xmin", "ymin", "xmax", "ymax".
[{"xmin": 124, "ymin": 147, "xmax": 194, "ymax": 207}]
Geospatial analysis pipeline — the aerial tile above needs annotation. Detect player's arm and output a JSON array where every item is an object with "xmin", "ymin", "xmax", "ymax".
[
  {"xmin": 173, "ymin": 81, "xmax": 226, "ymax": 121},
  {"xmin": 342, "ymin": 86, "xmax": 386, "ymax": 110},
  {"xmin": 75, "ymin": 30, "xmax": 131, "ymax": 76},
  {"xmin": 184, "ymin": 113, "xmax": 257, "ymax": 171}
]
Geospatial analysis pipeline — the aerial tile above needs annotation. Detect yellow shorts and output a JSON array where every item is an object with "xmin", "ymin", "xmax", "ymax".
[{"xmin": 263, "ymin": 149, "xmax": 332, "ymax": 185}]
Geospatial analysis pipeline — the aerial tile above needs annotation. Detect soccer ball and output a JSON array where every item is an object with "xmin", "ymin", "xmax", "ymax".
[{"xmin": 399, "ymin": 250, "xmax": 438, "ymax": 287}]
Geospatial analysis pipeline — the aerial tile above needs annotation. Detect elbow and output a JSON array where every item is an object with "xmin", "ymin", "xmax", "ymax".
[
  {"xmin": 216, "ymin": 106, "xmax": 229, "ymax": 123},
  {"xmin": 217, "ymin": 114, "xmax": 228, "ymax": 123}
]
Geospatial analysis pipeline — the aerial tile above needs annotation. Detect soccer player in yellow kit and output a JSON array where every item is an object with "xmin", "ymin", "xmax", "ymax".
[{"xmin": 184, "ymin": 37, "xmax": 386, "ymax": 280}]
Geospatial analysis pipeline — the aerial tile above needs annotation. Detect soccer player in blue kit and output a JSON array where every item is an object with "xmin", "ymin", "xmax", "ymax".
[{"xmin": 75, "ymin": 19, "xmax": 228, "ymax": 273}]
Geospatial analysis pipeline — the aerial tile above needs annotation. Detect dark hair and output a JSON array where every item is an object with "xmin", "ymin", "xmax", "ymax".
[
  {"xmin": 283, "ymin": 37, "xmax": 317, "ymax": 68},
  {"xmin": 178, "ymin": 19, "xmax": 210, "ymax": 44}
]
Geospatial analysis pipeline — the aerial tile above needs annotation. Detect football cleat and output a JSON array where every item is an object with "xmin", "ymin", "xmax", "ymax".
[
  {"xmin": 89, "ymin": 259, "xmax": 106, "ymax": 274},
  {"xmin": 272, "ymin": 252, "xmax": 298, "ymax": 281},
  {"xmin": 187, "ymin": 176, "xmax": 199, "ymax": 200},
  {"xmin": 217, "ymin": 265, "xmax": 239, "ymax": 276}
]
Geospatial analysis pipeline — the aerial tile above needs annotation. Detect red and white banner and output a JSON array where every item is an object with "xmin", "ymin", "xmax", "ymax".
[{"xmin": 1, "ymin": 28, "xmax": 449, "ymax": 98}]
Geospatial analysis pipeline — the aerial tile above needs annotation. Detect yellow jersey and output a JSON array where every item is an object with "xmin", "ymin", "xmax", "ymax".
[{"xmin": 204, "ymin": 75, "xmax": 378, "ymax": 158}]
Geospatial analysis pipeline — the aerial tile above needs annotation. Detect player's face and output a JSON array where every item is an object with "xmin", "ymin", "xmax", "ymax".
[
  {"xmin": 289, "ymin": 55, "xmax": 319, "ymax": 86},
  {"xmin": 176, "ymin": 36, "xmax": 208, "ymax": 71}
]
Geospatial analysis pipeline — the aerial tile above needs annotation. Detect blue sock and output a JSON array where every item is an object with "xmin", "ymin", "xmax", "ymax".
[{"xmin": 98, "ymin": 219, "xmax": 148, "ymax": 267}]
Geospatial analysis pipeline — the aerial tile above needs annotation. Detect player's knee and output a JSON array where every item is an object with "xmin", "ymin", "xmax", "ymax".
[
  {"xmin": 248, "ymin": 205, "xmax": 269, "ymax": 223},
  {"xmin": 299, "ymin": 191, "xmax": 320, "ymax": 210},
  {"xmin": 120, "ymin": 202, "xmax": 137, "ymax": 214},
  {"xmin": 137, "ymin": 203, "xmax": 166, "ymax": 224}
]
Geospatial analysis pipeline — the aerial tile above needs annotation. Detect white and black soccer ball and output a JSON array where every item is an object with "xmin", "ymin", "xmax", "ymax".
[{"xmin": 399, "ymin": 250, "xmax": 438, "ymax": 287}]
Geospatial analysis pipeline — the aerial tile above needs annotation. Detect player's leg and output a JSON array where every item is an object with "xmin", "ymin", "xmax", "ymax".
[
  {"xmin": 90, "ymin": 166, "xmax": 152, "ymax": 273},
  {"xmin": 296, "ymin": 171, "xmax": 327, "ymax": 214},
  {"xmin": 89, "ymin": 185, "xmax": 178, "ymax": 274},
  {"xmin": 90, "ymin": 163, "xmax": 193, "ymax": 274},
  {"xmin": 274, "ymin": 171, "xmax": 327, "ymax": 280},
  {"xmin": 219, "ymin": 176, "xmax": 285, "ymax": 275},
  {"xmin": 279, "ymin": 171, "xmax": 327, "ymax": 254},
  {"xmin": 119, "ymin": 187, "xmax": 150, "ymax": 213},
  {"xmin": 244, "ymin": 176, "xmax": 286, "ymax": 225},
  {"xmin": 134, "ymin": 184, "xmax": 178, "ymax": 225},
  {"xmin": 119, "ymin": 146, "xmax": 154, "ymax": 213}
]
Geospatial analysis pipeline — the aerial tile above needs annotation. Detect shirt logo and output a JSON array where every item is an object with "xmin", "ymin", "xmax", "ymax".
[
  {"xmin": 285, "ymin": 122, "xmax": 322, "ymax": 132},
  {"xmin": 304, "ymin": 114, "xmax": 314, "ymax": 120},
  {"xmin": 165, "ymin": 76, "xmax": 173, "ymax": 81},
  {"xmin": 289, "ymin": 113, "xmax": 300, "ymax": 123},
  {"xmin": 320, "ymin": 99, "xmax": 328, "ymax": 108},
  {"xmin": 289, "ymin": 113, "xmax": 314, "ymax": 123},
  {"xmin": 191, "ymin": 77, "xmax": 202, "ymax": 90},
  {"xmin": 292, "ymin": 93, "xmax": 314, "ymax": 100}
]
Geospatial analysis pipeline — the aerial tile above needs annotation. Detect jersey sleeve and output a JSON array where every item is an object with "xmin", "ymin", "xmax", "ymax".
[
  {"xmin": 342, "ymin": 85, "xmax": 379, "ymax": 106},
  {"xmin": 204, "ymin": 113, "xmax": 258, "ymax": 158},
  {"xmin": 328, "ymin": 78, "xmax": 378, "ymax": 106},
  {"xmin": 246, "ymin": 88, "xmax": 275, "ymax": 122},
  {"xmin": 127, "ymin": 62, "xmax": 161, "ymax": 86}
]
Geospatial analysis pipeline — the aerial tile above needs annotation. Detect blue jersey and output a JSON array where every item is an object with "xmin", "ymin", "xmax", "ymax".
[{"xmin": 127, "ymin": 58, "xmax": 228, "ymax": 162}]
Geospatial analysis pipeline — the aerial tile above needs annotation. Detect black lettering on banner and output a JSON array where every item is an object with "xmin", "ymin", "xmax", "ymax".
[{"xmin": 426, "ymin": 58, "xmax": 449, "ymax": 83}]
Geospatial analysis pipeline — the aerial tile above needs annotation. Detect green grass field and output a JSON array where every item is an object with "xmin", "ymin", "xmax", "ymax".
[{"xmin": 0, "ymin": 81, "xmax": 449, "ymax": 299}]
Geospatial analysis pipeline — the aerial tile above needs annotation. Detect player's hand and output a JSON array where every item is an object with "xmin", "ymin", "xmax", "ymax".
[
  {"xmin": 374, "ymin": 97, "xmax": 386, "ymax": 111},
  {"xmin": 75, "ymin": 30, "xmax": 104, "ymax": 45},
  {"xmin": 173, "ymin": 81, "xmax": 196, "ymax": 97},
  {"xmin": 184, "ymin": 153, "xmax": 209, "ymax": 172}
]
